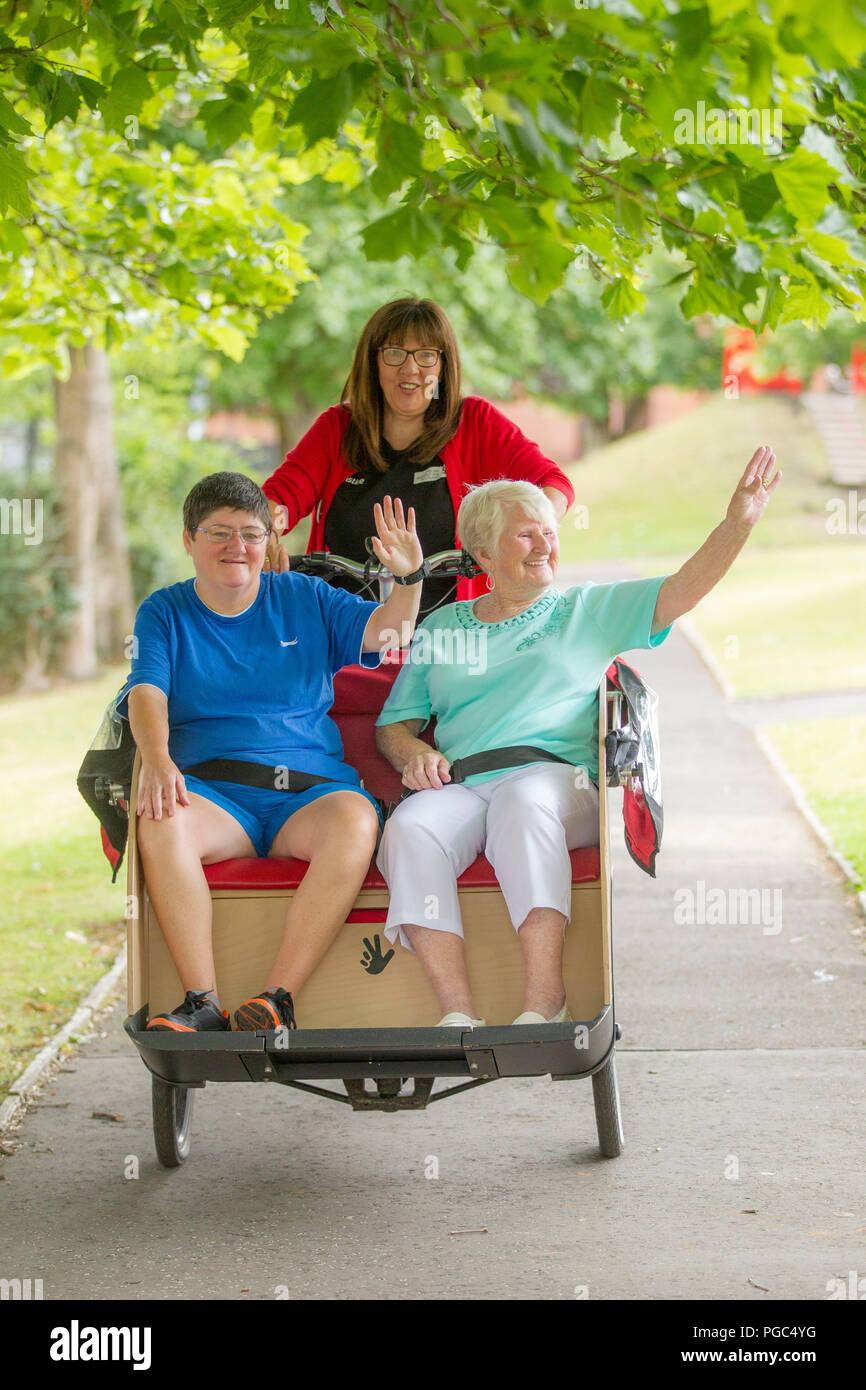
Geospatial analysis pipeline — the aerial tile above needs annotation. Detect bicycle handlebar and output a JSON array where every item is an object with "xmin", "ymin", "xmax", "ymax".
[{"xmin": 287, "ymin": 548, "xmax": 482, "ymax": 582}]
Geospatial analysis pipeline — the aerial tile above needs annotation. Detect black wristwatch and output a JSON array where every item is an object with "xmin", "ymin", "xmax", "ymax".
[{"xmin": 391, "ymin": 561, "xmax": 431, "ymax": 586}]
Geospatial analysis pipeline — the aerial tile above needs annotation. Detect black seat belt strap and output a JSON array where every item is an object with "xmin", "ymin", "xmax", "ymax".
[{"xmin": 182, "ymin": 759, "xmax": 335, "ymax": 792}]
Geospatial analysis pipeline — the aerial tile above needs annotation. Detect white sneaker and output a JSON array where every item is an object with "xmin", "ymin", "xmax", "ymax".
[
  {"xmin": 511, "ymin": 1002, "xmax": 572, "ymax": 1025},
  {"xmin": 436, "ymin": 1011, "xmax": 486, "ymax": 1027}
]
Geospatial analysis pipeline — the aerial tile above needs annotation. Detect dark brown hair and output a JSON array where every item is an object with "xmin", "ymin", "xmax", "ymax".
[
  {"xmin": 182, "ymin": 472, "xmax": 272, "ymax": 535},
  {"xmin": 339, "ymin": 297, "xmax": 463, "ymax": 473}
]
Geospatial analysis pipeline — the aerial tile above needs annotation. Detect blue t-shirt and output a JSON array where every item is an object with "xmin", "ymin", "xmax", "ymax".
[
  {"xmin": 118, "ymin": 572, "xmax": 380, "ymax": 782},
  {"xmin": 376, "ymin": 578, "xmax": 671, "ymax": 783}
]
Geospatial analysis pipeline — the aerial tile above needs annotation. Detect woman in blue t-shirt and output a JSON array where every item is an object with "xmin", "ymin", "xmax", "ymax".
[
  {"xmin": 376, "ymin": 450, "xmax": 781, "ymax": 1028},
  {"xmin": 122, "ymin": 471, "xmax": 425, "ymax": 1035}
]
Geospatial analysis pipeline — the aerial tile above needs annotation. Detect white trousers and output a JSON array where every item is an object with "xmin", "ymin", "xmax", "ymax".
[{"xmin": 376, "ymin": 763, "xmax": 600, "ymax": 951}]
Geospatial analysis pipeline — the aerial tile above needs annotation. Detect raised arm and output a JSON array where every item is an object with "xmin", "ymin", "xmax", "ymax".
[
  {"xmin": 361, "ymin": 496, "xmax": 424, "ymax": 652},
  {"xmin": 652, "ymin": 445, "xmax": 781, "ymax": 635}
]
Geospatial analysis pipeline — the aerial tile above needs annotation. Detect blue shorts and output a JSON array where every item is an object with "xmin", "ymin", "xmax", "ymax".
[{"xmin": 184, "ymin": 775, "xmax": 384, "ymax": 858}]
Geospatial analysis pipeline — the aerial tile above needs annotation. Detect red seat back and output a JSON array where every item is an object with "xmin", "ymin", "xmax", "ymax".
[{"xmin": 331, "ymin": 662, "xmax": 435, "ymax": 804}]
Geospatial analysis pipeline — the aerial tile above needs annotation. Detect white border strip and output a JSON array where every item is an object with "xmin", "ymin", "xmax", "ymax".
[{"xmin": 0, "ymin": 943, "xmax": 127, "ymax": 1136}]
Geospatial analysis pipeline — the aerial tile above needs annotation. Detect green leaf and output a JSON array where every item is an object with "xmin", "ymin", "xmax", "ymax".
[
  {"xmin": 0, "ymin": 146, "xmax": 33, "ymax": 217},
  {"xmin": 614, "ymin": 188, "xmax": 645, "ymax": 240},
  {"xmin": 800, "ymin": 123, "xmax": 853, "ymax": 183},
  {"xmin": 76, "ymin": 75, "xmax": 104, "ymax": 113},
  {"xmin": 200, "ymin": 93, "xmax": 254, "ymax": 149},
  {"xmin": 204, "ymin": 320, "xmax": 250, "ymax": 361},
  {"xmin": 161, "ymin": 260, "xmax": 199, "ymax": 300},
  {"xmin": 442, "ymin": 224, "xmax": 474, "ymax": 272},
  {"xmin": 45, "ymin": 73, "xmax": 80, "ymax": 131},
  {"xmin": 0, "ymin": 215, "xmax": 29, "ymax": 256},
  {"xmin": 0, "ymin": 94, "xmax": 32, "ymax": 137},
  {"xmin": 480, "ymin": 90, "xmax": 520, "ymax": 123},
  {"xmin": 211, "ymin": 0, "xmax": 263, "ymax": 22},
  {"xmin": 107, "ymin": 65, "xmax": 153, "ymax": 115},
  {"xmin": 773, "ymin": 149, "xmax": 834, "ymax": 224},
  {"xmin": 359, "ymin": 204, "xmax": 437, "ymax": 261},
  {"xmin": 746, "ymin": 36, "xmax": 774, "ymax": 105},
  {"xmin": 506, "ymin": 97, "xmax": 559, "ymax": 168},
  {"xmin": 536, "ymin": 101, "xmax": 580, "ymax": 148},
  {"xmin": 505, "ymin": 239, "xmax": 572, "ymax": 304},
  {"xmin": 779, "ymin": 280, "xmax": 831, "ymax": 326},
  {"xmin": 440, "ymin": 93, "xmax": 475, "ymax": 132},
  {"xmin": 738, "ymin": 173, "xmax": 780, "ymax": 224},
  {"xmin": 580, "ymin": 77, "xmax": 620, "ymax": 142},
  {"xmin": 601, "ymin": 276, "xmax": 647, "ymax": 321},
  {"xmin": 680, "ymin": 276, "xmax": 738, "ymax": 319},
  {"xmin": 373, "ymin": 117, "xmax": 424, "ymax": 197},
  {"xmin": 288, "ymin": 63, "xmax": 373, "ymax": 145},
  {"xmin": 756, "ymin": 280, "xmax": 784, "ymax": 333},
  {"xmin": 661, "ymin": 5, "xmax": 711, "ymax": 52}
]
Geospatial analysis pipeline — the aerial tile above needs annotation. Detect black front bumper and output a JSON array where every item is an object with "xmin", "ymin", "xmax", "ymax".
[{"xmin": 123, "ymin": 1005, "xmax": 616, "ymax": 1087}]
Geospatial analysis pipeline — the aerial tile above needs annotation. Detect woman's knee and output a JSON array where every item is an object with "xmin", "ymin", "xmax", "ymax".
[
  {"xmin": 312, "ymin": 792, "xmax": 380, "ymax": 849},
  {"xmin": 136, "ymin": 802, "xmax": 197, "ymax": 853}
]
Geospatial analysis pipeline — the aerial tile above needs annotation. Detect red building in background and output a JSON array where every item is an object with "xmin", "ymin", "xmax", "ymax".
[{"xmin": 722, "ymin": 327, "xmax": 803, "ymax": 394}]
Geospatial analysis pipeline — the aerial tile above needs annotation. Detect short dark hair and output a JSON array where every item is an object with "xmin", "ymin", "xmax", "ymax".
[{"xmin": 182, "ymin": 472, "xmax": 272, "ymax": 535}]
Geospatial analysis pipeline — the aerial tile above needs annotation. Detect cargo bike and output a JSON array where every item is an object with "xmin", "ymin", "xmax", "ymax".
[{"xmin": 95, "ymin": 550, "xmax": 659, "ymax": 1167}]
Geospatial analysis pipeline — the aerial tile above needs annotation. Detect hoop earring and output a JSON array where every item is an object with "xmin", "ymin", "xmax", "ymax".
[{"xmin": 485, "ymin": 574, "xmax": 495, "ymax": 592}]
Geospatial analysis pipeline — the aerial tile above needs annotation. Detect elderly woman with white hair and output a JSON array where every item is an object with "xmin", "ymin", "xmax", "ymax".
[{"xmin": 375, "ymin": 447, "xmax": 780, "ymax": 1026}]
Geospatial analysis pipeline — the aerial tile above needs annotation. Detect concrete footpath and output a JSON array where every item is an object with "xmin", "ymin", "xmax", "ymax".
[{"xmin": 1, "ymin": 569, "xmax": 864, "ymax": 1302}]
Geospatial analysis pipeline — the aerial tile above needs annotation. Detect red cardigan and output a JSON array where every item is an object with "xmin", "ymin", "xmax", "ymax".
[{"xmin": 262, "ymin": 395, "xmax": 575, "ymax": 599}]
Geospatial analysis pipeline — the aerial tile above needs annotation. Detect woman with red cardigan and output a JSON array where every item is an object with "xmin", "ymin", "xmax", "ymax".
[{"xmin": 261, "ymin": 297, "xmax": 575, "ymax": 612}]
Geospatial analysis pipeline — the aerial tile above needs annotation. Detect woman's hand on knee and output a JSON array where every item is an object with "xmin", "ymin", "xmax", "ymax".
[
  {"xmin": 136, "ymin": 758, "xmax": 190, "ymax": 821},
  {"xmin": 401, "ymin": 750, "xmax": 452, "ymax": 792}
]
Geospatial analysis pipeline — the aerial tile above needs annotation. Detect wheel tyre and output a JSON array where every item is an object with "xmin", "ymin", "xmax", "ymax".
[
  {"xmin": 592, "ymin": 1052, "xmax": 624, "ymax": 1158},
  {"xmin": 152, "ymin": 1075, "xmax": 194, "ymax": 1168}
]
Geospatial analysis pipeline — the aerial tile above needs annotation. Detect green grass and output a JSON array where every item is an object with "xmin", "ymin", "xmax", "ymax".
[
  {"xmin": 643, "ymin": 543, "xmax": 866, "ymax": 698},
  {"xmin": 560, "ymin": 392, "xmax": 866, "ymax": 698},
  {"xmin": 559, "ymin": 392, "xmax": 847, "ymax": 562},
  {"xmin": 762, "ymin": 717, "xmax": 866, "ymax": 889},
  {"xmin": 0, "ymin": 668, "xmax": 129, "ymax": 1103}
]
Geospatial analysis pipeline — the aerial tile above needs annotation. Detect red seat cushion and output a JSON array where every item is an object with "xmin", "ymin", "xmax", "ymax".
[
  {"xmin": 204, "ymin": 846, "xmax": 600, "ymax": 892},
  {"xmin": 201, "ymin": 665, "xmax": 601, "ymax": 891}
]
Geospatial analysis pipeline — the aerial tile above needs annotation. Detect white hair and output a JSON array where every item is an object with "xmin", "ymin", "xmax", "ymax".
[{"xmin": 457, "ymin": 480, "xmax": 557, "ymax": 560}]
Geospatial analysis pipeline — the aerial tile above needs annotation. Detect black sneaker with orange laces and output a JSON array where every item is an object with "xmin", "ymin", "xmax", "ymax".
[
  {"xmin": 146, "ymin": 990, "xmax": 230, "ymax": 1033},
  {"xmin": 234, "ymin": 987, "xmax": 296, "ymax": 1032}
]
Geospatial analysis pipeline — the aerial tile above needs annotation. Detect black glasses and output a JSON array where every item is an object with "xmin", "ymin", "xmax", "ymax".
[
  {"xmin": 379, "ymin": 346, "xmax": 443, "ymax": 368},
  {"xmin": 195, "ymin": 525, "xmax": 271, "ymax": 544}
]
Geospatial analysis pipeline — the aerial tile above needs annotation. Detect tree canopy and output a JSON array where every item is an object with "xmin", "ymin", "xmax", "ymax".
[{"xmin": 2, "ymin": 0, "xmax": 866, "ymax": 361}]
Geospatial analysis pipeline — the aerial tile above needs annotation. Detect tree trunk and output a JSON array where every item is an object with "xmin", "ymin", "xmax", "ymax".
[
  {"xmin": 55, "ymin": 343, "xmax": 134, "ymax": 679},
  {"xmin": 622, "ymin": 394, "xmax": 649, "ymax": 435},
  {"xmin": 580, "ymin": 414, "xmax": 612, "ymax": 454},
  {"xmin": 92, "ymin": 353, "xmax": 135, "ymax": 658},
  {"xmin": 23, "ymin": 416, "xmax": 39, "ymax": 485}
]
